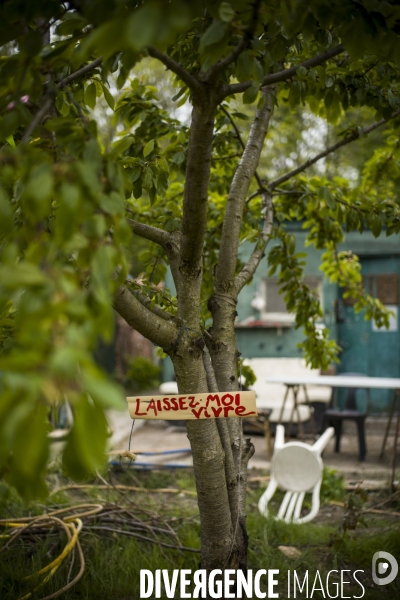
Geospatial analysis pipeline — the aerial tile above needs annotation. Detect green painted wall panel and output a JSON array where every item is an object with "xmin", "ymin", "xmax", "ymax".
[
  {"xmin": 337, "ymin": 255, "xmax": 400, "ymax": 414},
  {"xmin": 161, "ymin": 225, "xmax": 400, "ymax": 416}
]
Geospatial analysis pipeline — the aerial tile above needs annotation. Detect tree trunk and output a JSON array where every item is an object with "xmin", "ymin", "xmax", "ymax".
[
  {"xmin": 115, "ymin": 84, "xmax": 275, "ymax": 583},
  {"xmin": 171, "ymin": 324, "xmax": 254, "ymax": 574}
]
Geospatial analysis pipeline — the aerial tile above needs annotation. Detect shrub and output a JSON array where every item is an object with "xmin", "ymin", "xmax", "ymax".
[{"xmin": 125, "ymin": 356, "xmax": 161, "ymax": 393}]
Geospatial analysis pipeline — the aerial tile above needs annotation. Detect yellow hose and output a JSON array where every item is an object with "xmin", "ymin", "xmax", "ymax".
[
  {"xmin": 0, "ymin": 504, "xmax": 101, "ymax": 600},
  {"xmin": 24, "ymin": 519, "xmax": 82, "ymax": 579}
]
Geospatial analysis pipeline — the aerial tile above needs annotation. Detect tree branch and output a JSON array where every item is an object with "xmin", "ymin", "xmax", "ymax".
[
  {"xmin": 178, "ymin": 99, "xmax": 217, "ymax": 325},
  {"xmin": 147, "ymin": 46, "xmax": 200, "ymax": 92},
  {"xmin": 113, "ymin": 286, "xmax": 176, "ymax": 349},
  {"xmin": 21, "ymin": 97, "xmax": 53, "ymax": 143},
  {"xmin": 220, "ymin": 105, "xmax": 265, "ymax": 191},
  {"xmin": 245, "ymin": 188, "xmax": 263, "ymax": 203},
  {"xmin": 206, "ymin": 0, "xmax": 262, "ymax": 80},
  {"xmin": 202, "ymin": 347, "xmax": 237, "ymax": 518},
  {"xmin": 131, "ymin": 288, "xmax": 174, "ymax": 321},
  {"xmin": 234, "ymin": 191, "xmax": 273, "ymax": 295},
  {"xmin": 58, "ymin": 57, "xmax": 102, "ymax": 90},
  {"xmin": 215, "ymin": 86, "xmax": 275, "ymax": 297},
  {"xmin": 127, "ymin": 218, "xmax": 170, "ymax": 246},
  {"xmin": 202, "ymin": 347, "xmax": 219, "ymax": 393},
  {"xmin": 21, "ymin": 58, "xmax": 103, "ymax": 143},
  {"xmin": 224, "ymin": 43, "xmax": 345, "ymax": 96},
  {"xmin": 127, "ymin": 218, "xmax": 182, "ymax": 295},
  {"xmin": 268, "ymin": 109, "xmax": 400, "ymax": 189}
]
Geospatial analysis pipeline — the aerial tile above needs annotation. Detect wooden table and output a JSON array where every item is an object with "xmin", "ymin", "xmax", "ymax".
[{"xmin": 266, "ymin": 375, "xmax": 400, "ymax": 488}]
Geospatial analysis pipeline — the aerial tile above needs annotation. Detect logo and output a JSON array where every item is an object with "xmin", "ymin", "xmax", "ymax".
[{"xmin": 372, "ymin": 551, "xmax": 398, "ymax": 585}]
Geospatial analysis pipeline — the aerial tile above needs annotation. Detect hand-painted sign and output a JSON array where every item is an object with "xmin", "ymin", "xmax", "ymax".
[{"xmin": 127, "ymin": 391, "xmax": 257, "ymax": 420}]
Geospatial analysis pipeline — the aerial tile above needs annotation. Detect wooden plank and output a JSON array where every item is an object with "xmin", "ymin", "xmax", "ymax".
[{"xmin": 127, "ymin": 391, "xmax": 257, "ymax": 420}]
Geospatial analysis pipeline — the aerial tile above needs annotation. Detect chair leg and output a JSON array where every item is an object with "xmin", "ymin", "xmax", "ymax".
[
  {"xmin": 264, "ymin": 418, "xmax": 272, "ymax": 459},
  {"xmin": 258, "ymin": 477, "xmax": 278, "ymax": 517},
  {"xmin": 334, "ymin": 421, "xmax": 342, "ymax": 453},
  {"xmin": 356, "ymin": 420, "xmax": 366, "ymax": 462},
  {"xmin": 322, "ymin": 414, "xmax": 329, "ymax": 432},
  {"xmin": 381, "ymin": 391, "xmax": 396, "ymax": 457}
]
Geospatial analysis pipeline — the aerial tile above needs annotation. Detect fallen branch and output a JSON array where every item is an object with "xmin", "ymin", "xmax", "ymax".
[
  {"xmin": 328, "ymin": 500, "xmax": 400, "ymax": 517},
  {"xmin": 87, "ymin": 525, "xmax": 200, "ymax": 552},
  {"xmin": 50, "ymin": 484, "xmax": 196, "ymax": 496}
]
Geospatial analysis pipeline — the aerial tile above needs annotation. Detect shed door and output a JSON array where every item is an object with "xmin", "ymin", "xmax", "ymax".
[{"xmin": 337, "ymin": 256, "xmax": 400, "ymax": 414}]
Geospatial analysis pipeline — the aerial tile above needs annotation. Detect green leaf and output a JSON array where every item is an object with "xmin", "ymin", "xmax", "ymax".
[
  {"xmin": 84, "ymin": 82, "xmax": 96, "ymax": 109},
  {"xmin": 0, "ymin": 110, "xmax": 20, "ymax": 139},
  {"xmin": 98, "ymin": 192, "xmax": 125, "ymax": 216},
  {"xmin": 102, "ymin": 84, "xmax": 115, "ymax": 109},
  {"xmin": 0, "ymin": 263, "xmax": 47, "ymax": 289},
  {"xmin": 319, "ymin": 186, "xmax": 336, "ymax": 209},
  {"xmin": 171, "ymin": 87, "xmax": 187, "ymax": 102},
  {"xmin": 236, "ymin": 51, "xmax": 255, "ymax": 82},
  {"xmin": 149, "ymin": 185, "xmax": 156, "ymax": 206},
  {"xmin": 219, "ymin": 2, "xmax": 235, "ymax": 23},
  {"xmin": 20, "ymin": 29, "xmax": 42, "ymax": 56},
  {"xmin": 388, "ymin": 89, "xmax": 396, "ymax": 108},
  {"xmin": 243, "ymin": 85, "xmax": 259, "ymax": 104},
  {"xmin": 370, "ymin": 214, "xmax": 382, "ymax": 237},
  {"xmin": 62, "ymin": 397, "xmax": 108, "ymax": 479},
  {"xmin": 5, "ymin": 135, "xmax": 15, "ymax": 148},
  {"xmin": 143, "ymin": 139, "xmax": 155, "ymax": 157},
  {"xmin": 142, "ymin": 166, "xmax": 154, "ymax": 190},
  {"xmin": 200, "ymin": 21, "xmax": 228, "ymax": 53},
  {"xmin": 12, "ymin": 404, "xmax": 49, "ymax": 478},
  {"xmin": 0, "ymin": 187, "xmax": 14, "ymax": 236},
  {"xmin": 231, "ymin": 112, "xmax": 249, "ymax": 120},
  {"xmin": 172, "ymin": 151, "xmax": 185, "ymax": 164},
  {"xmin": 296, "ymin": 66, "xmax": 307, "ymax": 79},
  {"xmin": 133, "ymin": 178, "xmax": 142, "ymax": 199},
  {"xmin": 129, "ymin": 166, "xmax": 141, "ymax": 183},
  {"xmin": 82, "ymin": 371, "xmax": 126, "ymax": 410},
  {"xmin": 125, "ymin": 3, "xmax": 161, "ymax": 51},
  {"xmin": 111, "ymin": 135, "xmax": 134, "ymax": 157},
  {"xmin": 83, "ymin": 138, "xmax": 102, "ymax": 169},
  {"xmin": 10, "ymin": 404, "xmax": 49, "ymax": 499}
]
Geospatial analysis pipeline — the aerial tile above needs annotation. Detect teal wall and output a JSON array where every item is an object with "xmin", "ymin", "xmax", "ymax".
[
  {"xmin": 337, "ymin": 254, "xmax": 400, "ymax": 414},
  {"xmin": 163, "ymin": 270, "xmax": 177, "ymax": 382},
  {"xmin": 162, "ymin": 226, "xmax": 400, "ymax": 413},
  {"xmin": 235, "ymin": 225, "xmax": 337, "ymax": 358},
  {"xmin": 236, "ymin": 229, "xmax": 399, "ymax": 352}
]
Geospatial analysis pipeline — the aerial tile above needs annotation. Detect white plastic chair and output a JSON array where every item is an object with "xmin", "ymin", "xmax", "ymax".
[
  {"xmin": 258, "ymin": 425, "xmax": 335, "ymax": 524},
  {"xmin": 159, "ymin": 381, "xmax": 179, "ymax": 394}
]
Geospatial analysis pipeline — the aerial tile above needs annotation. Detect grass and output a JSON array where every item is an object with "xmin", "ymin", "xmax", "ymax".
[{"xmin": 0, "ymin": 467, "xmax": 399, "ymax": 599}]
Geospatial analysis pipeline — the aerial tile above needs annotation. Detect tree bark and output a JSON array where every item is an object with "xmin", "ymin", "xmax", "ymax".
[{"xmin": 114, "ymin": 79, "xmax": 277, "ymax": 585}]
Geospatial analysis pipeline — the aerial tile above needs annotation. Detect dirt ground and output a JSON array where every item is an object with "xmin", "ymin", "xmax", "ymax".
[{"xmin": 108, "ymin": 406, "xmax": 399, "ymax": 487}]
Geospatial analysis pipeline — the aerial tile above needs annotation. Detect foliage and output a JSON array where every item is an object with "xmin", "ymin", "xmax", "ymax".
[
  {"xmin": 239, "ymin": 359, "xmax": 257, "ymax": 388},
  {"xmin": 124, "ymin": 355, "xmax": 161, "ymax": 392},
  {"xmin": 320, "ymin": 467, "xmax": 345, "ymax": 503},
  {"xmin": 2, "ymin": 470, "xmax": 400, "ymax": 599},
  {"xmin": 0, "ymin": 0, "xmax": 399, "ymax": 504},
  {"xmin": 329, "ymin": 487, "xmax": 369, "ymax": 550}
]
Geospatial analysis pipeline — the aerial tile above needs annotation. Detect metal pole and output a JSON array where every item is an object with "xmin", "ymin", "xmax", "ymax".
[{"xmin": 390, "ymin": 390, "xmax": 400, "ymax": 491}]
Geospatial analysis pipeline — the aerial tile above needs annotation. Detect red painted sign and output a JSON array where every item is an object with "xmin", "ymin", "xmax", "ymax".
[{"xmin": 127, "ymin": 391, "xmax": 257, "ymax": 420}]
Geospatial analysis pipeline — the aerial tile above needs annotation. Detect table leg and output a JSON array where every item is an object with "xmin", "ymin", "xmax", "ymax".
[
  {"xmin": 279, "ymin": 385, "xmax": 290, "ymax": 424},
  {"xmin": 264, "ymin": 418, "xmax": 272, "ymax": 459},
  {"xmin": 380, "ymin": 390, "xmax": 396, "ymax": 458},
  {"xmin": 302, "ymin": 384, "xmax": 316, "ymax": 439},
  {"xmin": 294, "ymin": 386, "xmax": 305, "ymax": 439},
  {"xmin": 390, "ymin": 390, "xmax": 400, "ymax": 491},
  {"xmin": 287, "ymin": 386, "xmax": 296, "ymax": 439}
]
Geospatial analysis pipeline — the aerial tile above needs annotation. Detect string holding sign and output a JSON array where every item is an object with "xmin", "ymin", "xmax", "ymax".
[{"xmin": 127, "ymin": 391, "xmax": 257, "ymax": 420}]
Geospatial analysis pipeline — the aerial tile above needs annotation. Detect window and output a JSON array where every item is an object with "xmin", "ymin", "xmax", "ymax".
[
  {"xmin": 260, "ymin": 277, "xmax": 323, "ymax": 323},
  {"xmin": 342, "ymin": 274, "xmax": 399, "ymax": 306}
]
